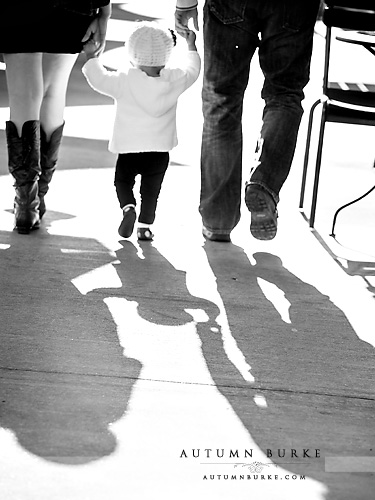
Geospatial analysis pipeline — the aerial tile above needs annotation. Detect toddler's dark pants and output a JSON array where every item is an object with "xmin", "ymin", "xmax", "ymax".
[{"xmin": 114, "ymin": 151, "xmax": 169, "ymax": 225}]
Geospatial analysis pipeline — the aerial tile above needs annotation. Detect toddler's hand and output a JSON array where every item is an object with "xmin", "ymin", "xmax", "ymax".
[{"xmin": 182, "ymin": 29, "xmax": 197, "ymax": 50}]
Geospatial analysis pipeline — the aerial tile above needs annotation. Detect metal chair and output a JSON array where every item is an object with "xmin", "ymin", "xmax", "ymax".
[{"xmin": 299, "ymin": 0, "xmax": 375, "ymax": 235}]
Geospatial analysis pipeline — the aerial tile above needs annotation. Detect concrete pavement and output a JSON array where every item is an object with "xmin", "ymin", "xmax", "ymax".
[{"xmin": 0, "ymin": 2, "xmax": 374, "ymax": 499}]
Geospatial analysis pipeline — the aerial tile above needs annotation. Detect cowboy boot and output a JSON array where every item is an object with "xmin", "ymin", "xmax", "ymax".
[
  {"xmin": 39, "ymin": 122, "xmax": 64, "ymax": 219},
  {"xmin": 6, "ymin": 120, "xmax": 41, "ymax": 234}
]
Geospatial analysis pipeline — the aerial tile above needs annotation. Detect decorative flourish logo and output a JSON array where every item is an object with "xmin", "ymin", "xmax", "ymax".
[
  {"xmin": 201, "ymin": 461, "xmax": 275, "ymax": 472},
  {"xmin": 234, "ymin": 462, "xmax": 272, "ymax": 473}
]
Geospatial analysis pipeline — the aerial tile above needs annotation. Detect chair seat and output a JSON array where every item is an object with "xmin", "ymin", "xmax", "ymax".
[
  {"xmin": 326, "ymin": 100, "xmax": 375, "ymax": 125},
  {"xmin": 327, "ymin": 84, "xmax": 375, "ymax": 107}
]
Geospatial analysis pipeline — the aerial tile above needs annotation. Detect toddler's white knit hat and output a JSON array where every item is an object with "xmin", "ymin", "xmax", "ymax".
[{"xmin": 127, "ymin": 22, "xmax": 175, "ymax": 67}]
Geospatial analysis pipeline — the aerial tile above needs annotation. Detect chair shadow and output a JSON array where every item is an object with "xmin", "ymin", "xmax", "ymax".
[
  {"xmin": 307, "ymin": 228, "xmax": 375, "ymax": 298},
  {"xmin": 202, "ymin": 241, "xmax": 375, "ymax": 500},
  {"xmin": 0, "ymin": 225, "xmax": 141, "ymax": 464},
  {"xmin": 339, "ymin": 259, "xmax": 375, "ymax": 295}
]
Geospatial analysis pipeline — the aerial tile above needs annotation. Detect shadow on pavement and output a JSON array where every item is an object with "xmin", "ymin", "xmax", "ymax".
[
  {"xmin": 99, "ymin": 240, "xmax": 217, "ymax": 326},
  {"xmin": 0, "ymin": 224, "xmax": 141, "ymax": 464},
  {"xmin": 202, "ymin": 242, "xmax": 375, "ymax": 500}
]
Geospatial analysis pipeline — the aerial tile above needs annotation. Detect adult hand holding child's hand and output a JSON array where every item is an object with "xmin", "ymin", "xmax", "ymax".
[
  {"xmin": 175, "ymin": 6, "xmax": 199, "ymax": 37},
  {"xmin": 182, "ymin": 29, "xmax": 197, "ymax": 51},
  {"xmin": 82, "ymin": 39, "xmax": 99, "ymax": 60}
]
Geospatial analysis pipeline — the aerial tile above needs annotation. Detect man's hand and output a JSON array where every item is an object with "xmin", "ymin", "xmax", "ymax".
[{"xmin": 175, "ymin": 7, "xmax": 199, "ymax": 37}]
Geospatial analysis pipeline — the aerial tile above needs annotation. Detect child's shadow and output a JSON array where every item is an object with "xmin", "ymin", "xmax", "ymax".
[
  {"xmin": 0, "ymin": 227, "xmax": 141, "ymax": 464},
  {"xmin": 96, "ymin": 240, "xmax": 223, "ymax": 389},
  {"xmin": 106, "ymin": 240, "xmax": 209, "ymax": 326},
  {"xmin": 202, "ymin": 242, "xmax": 375, "ymax": 499}
]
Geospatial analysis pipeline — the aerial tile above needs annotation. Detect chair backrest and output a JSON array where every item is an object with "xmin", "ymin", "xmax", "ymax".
[
  {"xmin": 321, "ymin": 1, "xmax": 375, "ymax": 94},
  {"xmin": 323, "ymin": 1, "xmax": 375, "ymax": 30}
]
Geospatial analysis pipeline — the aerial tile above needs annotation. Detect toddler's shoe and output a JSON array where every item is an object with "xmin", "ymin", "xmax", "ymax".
[
  {"xmin": 137, "ymin": 227, "xmax": 154, "ymax": 241},
  {"xmin": 245, "ymin": 183, "xmax": 278, "ymax": 240},
  {"xmin": 118, "ymin": 205, "xmax": 136, "ymax": 238},
  {"xmin": 202, "ymin": 225, "xmax": 231, "ymax": 242}
]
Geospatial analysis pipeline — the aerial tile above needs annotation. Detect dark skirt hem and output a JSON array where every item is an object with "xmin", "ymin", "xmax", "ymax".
[{"xmin": 0, "ymin": 5, "xmax": 95, "ymax": 54}]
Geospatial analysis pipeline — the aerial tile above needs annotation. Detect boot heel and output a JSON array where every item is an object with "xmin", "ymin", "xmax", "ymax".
[
  {"xmin": 16, "ymin": 225, "xmax": 31, "ymax": 235},
  {"xmin": 13, "ymin": 182, "xmax": 40, "ymax": 234},
  {"xmin": 15, "ymin": 213, "xmax": 40, "ymax": 234},
  {"xmin": 15, "ymin": 216, "xmax": 40, "ymax": 234}
]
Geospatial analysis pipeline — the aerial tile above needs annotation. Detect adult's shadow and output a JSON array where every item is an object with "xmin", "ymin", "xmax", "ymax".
[
  {"xmin": 0, "ymin": 226, "xmax": 141, "ymax": 464},
  {"xmin": 202, "ymin": 242, "xmax": 375, "ymax": 499}
]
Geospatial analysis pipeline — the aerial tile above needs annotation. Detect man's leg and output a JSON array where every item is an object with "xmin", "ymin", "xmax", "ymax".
[
  {"xmin": 200, "ymin": 1, "xmax": 258, "ymax": 239},
  {"xmin": 245, "ymin": 0, "xmax": 320, "ymax": 239}
]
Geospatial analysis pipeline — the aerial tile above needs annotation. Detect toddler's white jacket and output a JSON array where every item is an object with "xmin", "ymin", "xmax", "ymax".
[{"xmin": 82, "ymin": 51, "xmax": 201, "ymax": 153}]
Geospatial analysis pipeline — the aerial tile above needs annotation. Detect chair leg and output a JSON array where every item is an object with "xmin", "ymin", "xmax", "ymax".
[
  {"xmin": 309, "ymin": 102, "xmax": 327, "ymax": 228},
  {"xmin": 299, "ymin": 99, "xmax": 321, "ymax": 209}
]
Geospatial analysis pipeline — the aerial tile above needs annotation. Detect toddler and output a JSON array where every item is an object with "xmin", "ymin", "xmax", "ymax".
[{"xmin": 82, "ymin": 21, "xmax": 201, "ymax": 240}]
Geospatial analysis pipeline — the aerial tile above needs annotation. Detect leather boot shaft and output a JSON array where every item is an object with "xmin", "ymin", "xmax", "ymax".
[
  {"xmin": 5, "ymin": 120, "xmax": 41, "ymax": 234},
  {"xmin": 39, "ymin": 122, "xmax": 64, "ymax": 218},
  {"xmin": 6, "ymin": 120, "xmax": 41, "ymax": 185}
]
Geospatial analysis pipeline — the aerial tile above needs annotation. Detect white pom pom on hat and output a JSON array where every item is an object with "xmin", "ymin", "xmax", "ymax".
[{"xmin": 127, "ymin": 22, "xmax": 175, "ymax": 67}]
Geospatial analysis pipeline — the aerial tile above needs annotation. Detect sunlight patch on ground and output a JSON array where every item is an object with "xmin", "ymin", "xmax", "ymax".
[
  {"xmin": 63, "ymin": 105, "xmax": 114, "ymax": 141},
  {"xmin": 257, "ymin": 278, "xmax": 292, "ymax": 324},
  {"xmin": 117, "ymin": 0, "xmax": 176, "ymax": 21},
  {"xmin": 72, "ymin": 262, "xmax": 122, "ymax": 295},
  {"xmin": 253, "ymin": 394, "xmax": 268, "ymax": 408}
]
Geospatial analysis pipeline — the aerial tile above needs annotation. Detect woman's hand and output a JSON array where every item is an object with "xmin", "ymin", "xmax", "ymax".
[
  {"xmin": 82, "ymin": 39, "xmax": 99, "ymax": 60},
  {"xmin": 82, "ymin": 4, "xmax": 112, "ymax": 56}
]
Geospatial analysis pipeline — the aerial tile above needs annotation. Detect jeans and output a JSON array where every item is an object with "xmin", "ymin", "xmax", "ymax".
[
  {"xmin": 200, "ymin": 0, "xmax": 320, "ymax": 234},
  {"xmin": 115, "ymin": 152, "xmax": 169, "ymax": 225}
]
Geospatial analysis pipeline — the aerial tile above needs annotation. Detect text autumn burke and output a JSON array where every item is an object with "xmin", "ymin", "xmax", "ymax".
[{"xmin": 180, "ymin": 449, "xmax": 321, "ymax": 459}]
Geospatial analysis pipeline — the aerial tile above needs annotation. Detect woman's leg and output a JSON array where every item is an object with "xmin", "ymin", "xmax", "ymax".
[
  {"xmin": 38, "ymin": 53, "xmax": 77, "ymax": 216},
  {"xmin": 3, "ymin": 53, "xmax": 44, "ymax": 232},
  {"xmin": 3, "ymin": 52, "xmax": 77, "ymax": 135},
  {"xmin": 3, "ymin": 53, "xmax": 44, "ymax": 133},
  {"xmin": 40, "ymin": 53, "xmax": 77, "ymax": 139},
  {"xmin": 3, "ymin": 52, "xmax": 77, "ymax": 229}
]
